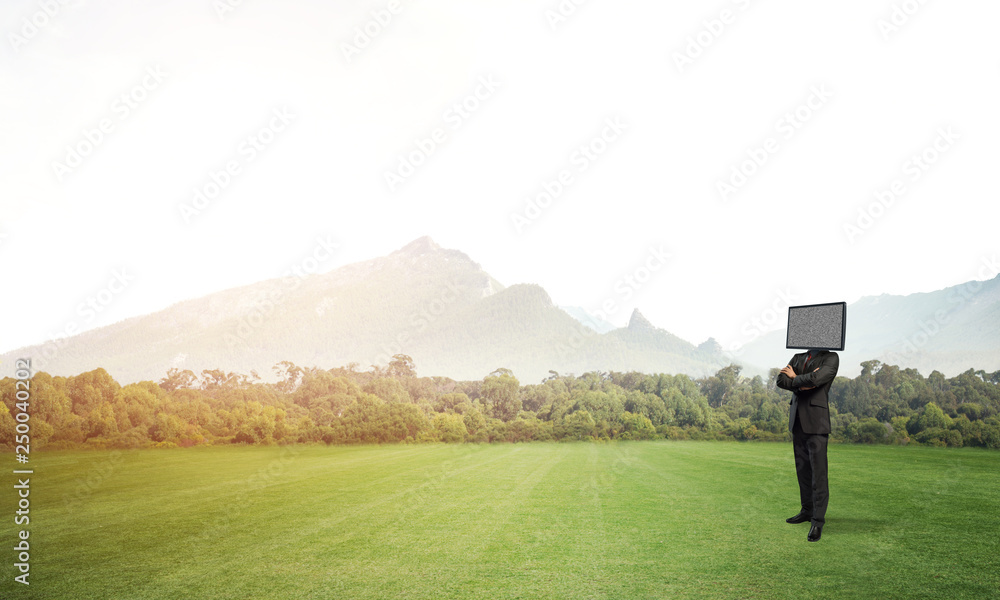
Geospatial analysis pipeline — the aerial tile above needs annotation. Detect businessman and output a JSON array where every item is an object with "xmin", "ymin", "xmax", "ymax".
[{"xmin": 776, "ymin": 349, "xmax": 839, "ymax": 542}]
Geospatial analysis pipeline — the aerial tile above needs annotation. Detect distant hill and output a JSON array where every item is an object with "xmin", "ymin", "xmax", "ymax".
[
  {"xmin": 558, "ymin": 306, "xmax": 617, "ymax": 333},
  {"xmin": 733, "ymin": 275, "xmax": 1000, "ymax": 378},
  {"xmin": 2, "ymin": 237, "xmax": 728, "ymax": 384}
]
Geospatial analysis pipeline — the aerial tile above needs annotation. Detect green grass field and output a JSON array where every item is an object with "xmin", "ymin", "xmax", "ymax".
[{"xmin": 3, "ymin": 441, "xmax": 998, "ymax": 599}]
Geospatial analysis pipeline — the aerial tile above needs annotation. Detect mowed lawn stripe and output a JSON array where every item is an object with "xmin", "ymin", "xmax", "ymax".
[
  {"xmin": 130, "ymin": 444, "xmax": 526, "ymax": 599},
  {"xmin": 814, "ymin": 444, "xmax": 1000, "ymax": 600},
  {"xmin": 27, "ymin": 445, "xmax": 471, "ymax": 599},
  {"xmin": 3, "ymin": 442, "xmax": 998, "ymax": 600},
  {"xmin": 610, "ymin": 442, "xmax": 792, "ymax": 599}
]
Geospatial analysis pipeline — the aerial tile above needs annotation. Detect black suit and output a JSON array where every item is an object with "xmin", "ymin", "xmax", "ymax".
[{"xmin": 776, "ymin": 350, "xmax": 839, "ymax": 526}]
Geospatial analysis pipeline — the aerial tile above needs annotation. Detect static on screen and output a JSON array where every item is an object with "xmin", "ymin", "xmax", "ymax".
[{"xmin": 785, "ymin": 302, "xmax": 847, "ymax": 350}]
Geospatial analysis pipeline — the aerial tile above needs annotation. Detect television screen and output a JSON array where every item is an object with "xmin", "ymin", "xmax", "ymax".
[{"xmin": 786, "ymin": 302, "xmax": 847, "ymax": 350}]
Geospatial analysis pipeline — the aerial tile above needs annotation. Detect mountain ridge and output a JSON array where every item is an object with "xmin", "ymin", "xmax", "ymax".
[
  {"xmin": 734, "ymin": 274, "xmax": 1000, "ymax": 378},
  {"xmin": 5, "ymin": 238, "xmax": 997, "ymax": 383},
  {"xmin": 2, "ymin": 237, "xmax": 725, "ymax": 384}
]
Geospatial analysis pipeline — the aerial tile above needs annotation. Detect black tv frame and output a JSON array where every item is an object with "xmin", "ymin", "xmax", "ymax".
[{"xmin": 785, "ymin": 301, "xmax": 847, "ymax": 351}]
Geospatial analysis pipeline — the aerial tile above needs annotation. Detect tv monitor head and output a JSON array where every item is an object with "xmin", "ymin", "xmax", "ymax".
[{"xmin": 785, "ymin": 302, "xmax": 846, "ymax": 351}]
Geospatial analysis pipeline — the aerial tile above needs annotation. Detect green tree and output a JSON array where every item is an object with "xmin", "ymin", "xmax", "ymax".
[
  {"xmin": 700, "ymin": 364, "xmax": 742, "ymax": 407},
  {"xmin": 957, "ymin": 403, "xmax": 986, "ymax": 421},
  {"xmin": 432, "ymin": 413, "xmax": 466, "ymax": 442},
  {"xmin": 159, "ymin": 368, "xmax": 198, "ymax": 392},
  {"xmin": 293, "ymin": 371, "xmax": 361, "ymax": 412},
  {"xmin": 853, "ymin": 418, "xmax": 889, "ymax": 444},
  {"xmin": 505, "ymin": 414, "xmax": 553, "ymax": 442},
  {"xmin": 0, "ymin": 402, "xmax": 16, "ymax": 446},
  {"xmin": 119, "ymin": 383, "xmax": 161, "ymax": 429},
  {"xmin": 363, "ymin": 378, "xmax": 410, "ymax": 404},
  {"xmin": 435, "ymin": 392, "xmax": 470, "ymax": 413},
  {"xmin": 67, "ymin": 368, "xmax": 120, "ymax": 416},
  {"xmin": 272, "ymin": 361, "xmax": 304, "ymax": 393},
  {"xmin": 908, "ymin": 402, "xmax": 951, "ymax": 435},
  {"xmin": 85, "ymin": 403, "xmax": 120, "ymax": 439},
  {"xmin": 463, "ymin": 405, "xmax": 487, "ymax": 440},
  {"xmin": 481, "ymin": 371, "xmax": 521, "ymax": 422},
  {"xmin": 619, "ymin": 411, "xmax": 656, "ymax": 440},
  {"xmin": 150, "ymin": 413, "xmax": 186, "ymax": 443},
  {"xmin": 17, "ymin": 372, "xmax": 72, "ymax": 430},
  {"xmin": 559, "ymin": 410, "xmax": 595, "ymax": 440},
  {"xmin": 388, "ymin": 354, "xmax": 417, "ymax": 379}
]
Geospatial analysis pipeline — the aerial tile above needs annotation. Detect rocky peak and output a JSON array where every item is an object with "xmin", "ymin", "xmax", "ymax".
[
  {"xmin": 627, "ymin": 308, "xmax": 656, "ymax": 331},
  {"xmin": 395, "ymin": 236, "xmax": 440, "ymax": 257},
  {"xmin": 698, "ymin": 337, "xmax": 723, "ymax": 355}
]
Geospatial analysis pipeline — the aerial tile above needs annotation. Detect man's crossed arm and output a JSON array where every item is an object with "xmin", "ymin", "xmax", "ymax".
[
  {"xmin": 777, "ymin": 353, "xmax": 839, "ymax": 393},
  {"xmin": 779, "ymin": 365, "xmax": 818, "ymax": 391}
]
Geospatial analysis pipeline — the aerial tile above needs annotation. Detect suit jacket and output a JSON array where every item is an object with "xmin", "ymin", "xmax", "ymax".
[{"xmin": 776, "ymin": 350, "xmax": 839, "ymax": 435}]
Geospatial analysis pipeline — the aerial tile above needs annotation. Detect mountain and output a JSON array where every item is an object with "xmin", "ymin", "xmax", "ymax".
[
  {"xmin": 733, "ymin": 275, "xmax": 1000, "ymax": 378},
  {"xmin": 3, "ymin": 237, "xmax": 728, "ymax": 384},
  {"xmin": 558, "ymin": 306, "xmax": 617, "ymax": 333}
]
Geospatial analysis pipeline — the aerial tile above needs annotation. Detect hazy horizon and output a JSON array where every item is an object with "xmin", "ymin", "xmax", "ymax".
[
  {"xmin": 2, "ymin": 232, "xmax": 997, "ymax": 359},
  {"xmin": 2, "ymin": 0, "xmax": 998, "ymax": 361}
]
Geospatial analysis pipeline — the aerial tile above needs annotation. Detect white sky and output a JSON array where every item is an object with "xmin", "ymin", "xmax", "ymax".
[{"xmin": 2, "ymin": 0, "xmax": 999, "ymax": 357}]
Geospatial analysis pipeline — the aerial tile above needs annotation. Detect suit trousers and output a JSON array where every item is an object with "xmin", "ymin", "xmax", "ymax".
[{"xmin": 792, "ymin": 413, "xmax": 829, "ymax": 525}]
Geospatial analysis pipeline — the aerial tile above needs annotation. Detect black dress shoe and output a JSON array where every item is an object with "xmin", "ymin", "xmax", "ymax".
[
  {"xmin": 807, "ymin": 524, "xmax": 822, "ymax": 542},
  {"xmin": 786, "ymin": 511, "xmax": 812, "ymax": 524}
]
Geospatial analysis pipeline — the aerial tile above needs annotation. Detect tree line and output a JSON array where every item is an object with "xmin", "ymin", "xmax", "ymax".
[{"xmin": 2, "ymin": 356, "xmax": 999, "ymax": 450}]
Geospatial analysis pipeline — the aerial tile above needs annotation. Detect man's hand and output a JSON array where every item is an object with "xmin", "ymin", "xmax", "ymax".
[
  {"xmin": 799, "ymin": 368, "xmax": 820, "ymax": 391},
  {"xmin": 780, "ymin": 365, "xmax": 797, "ymax": 379}
]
